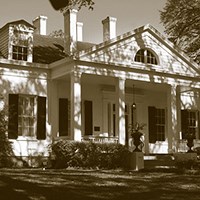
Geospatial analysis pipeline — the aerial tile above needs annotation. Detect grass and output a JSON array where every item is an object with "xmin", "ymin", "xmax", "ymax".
[{"xmin": 0, "ymin": 168, "xmax": 200, "ymax": 200}]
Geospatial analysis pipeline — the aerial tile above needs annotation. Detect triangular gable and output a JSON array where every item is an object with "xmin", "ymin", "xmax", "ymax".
[{"xmin": 77, "ymin": 24, "xmax": 200, "ymax": 78}]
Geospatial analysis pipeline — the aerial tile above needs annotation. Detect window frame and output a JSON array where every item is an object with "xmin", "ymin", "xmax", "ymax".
[
  {"xmin": 8, "ymin": 94, "xmax": 46, "ymax": 140},
  {"xmin": 18, "ymin": 95, "xmax": 37, "ymax": 138},
  {"xmin": 12, "ymin": 45, "xmax": 28, "ymax": 61},
  {"xmin": 148, "ymin": 106, "xmax": 166, "ymax": 143},
  {"xmin": 154, "ymin": 108, "xmax": 166, "ymax": 141},
  {"xmin": 134, "ymin": 49, "xmax": 158, "ymax": 65},
  {"xmin": 181, "ymin": 109, "xmax": 199, "ymax": 140},
  {"xmin": 107, "ymin": 102, "xmax": 117, "ymax": 137}
]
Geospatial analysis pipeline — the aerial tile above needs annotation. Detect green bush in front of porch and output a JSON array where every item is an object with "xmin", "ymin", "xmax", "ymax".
[{"xmin": 49, "ymin": 140, "xmax": 130, "ymax": 169}]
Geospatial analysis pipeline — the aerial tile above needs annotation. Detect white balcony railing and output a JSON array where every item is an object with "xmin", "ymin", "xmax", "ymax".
[{"xmin": 82, "ymin": 135, "xmax": 118, "ymax": 143}]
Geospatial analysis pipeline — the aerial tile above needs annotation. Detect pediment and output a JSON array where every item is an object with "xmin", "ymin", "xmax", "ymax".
[{"xmin": 78, "ymin": 24, "xmax": 200, "ymax": 78}]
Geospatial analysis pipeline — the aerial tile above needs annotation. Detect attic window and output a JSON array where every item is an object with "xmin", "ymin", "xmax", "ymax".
[
  {"xmin": 12, "ymin": 45, "xmax": 27, "ymax": 61},
  {"xmin": 135, "ymin": 49, "xmax": 158, "ymax": 65}
]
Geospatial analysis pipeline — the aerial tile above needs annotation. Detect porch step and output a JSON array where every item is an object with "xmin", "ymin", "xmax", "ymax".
[{"xmin": 144, "ymin": 154, "xmax": 176, "ymax": 169}]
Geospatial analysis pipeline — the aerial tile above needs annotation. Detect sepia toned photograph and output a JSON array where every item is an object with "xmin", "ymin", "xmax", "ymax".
[{"xmin": 0, "ymin": 0, "xmax": 200, "ymax": 199}]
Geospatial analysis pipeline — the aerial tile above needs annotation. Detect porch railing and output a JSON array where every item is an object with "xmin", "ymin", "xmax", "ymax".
[{"xmin": 82, "ymin": 135, "xmax": 118, "ymax": 143}]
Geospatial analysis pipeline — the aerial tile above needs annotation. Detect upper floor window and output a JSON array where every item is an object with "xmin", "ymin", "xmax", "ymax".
[
  {"xmin": 135, "ymin": 49, "xmax": 158, "ymax": 65},
  {"xmin": 12, "ymin": 45, "xmax": 28, "ymax": 61}
]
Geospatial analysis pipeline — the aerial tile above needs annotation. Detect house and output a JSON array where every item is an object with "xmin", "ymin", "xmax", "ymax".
[{"xmin": 0, "ymin": 9, "xmax": 200, "ymax": 164}]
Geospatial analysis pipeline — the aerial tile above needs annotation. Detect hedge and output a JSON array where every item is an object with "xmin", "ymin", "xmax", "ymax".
[{"xmin": 49, "ymin": 140, "xmax": 130, "ymax": 169}]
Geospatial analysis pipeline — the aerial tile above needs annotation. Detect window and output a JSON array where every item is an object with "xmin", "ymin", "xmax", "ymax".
[
  {"xmin": 18, "ymin": 95, "xmax": 36, "ymax": 137},
  {"xmin": 108, "ymin": 103, "xmax": 116, "ymax": 136},
  {"xmin": 12, "ymin": 45, "xmax": 28, "ymax": 61},
  {"xmin": 113, "ymin": 104, "xmax": 116, "ymax": 136},
  {"xmin": 8, "ymin": 94, "xmax": 46, "ymax": 140},
  {"xmin": 125, "ymin": 104, "xmax": 129, "ymax": 145},
  {"xmin": 148, "ymin": 106, "xmax": 165, "ymax": 143},
  {"xmin": 155, "ymin": 108, "xmax": 165, "ymax": 141},
  {"xmin": 135, "ymin": 49, "xmax": 158, "ymax": 65},
  {"xmin": 181, "ymin": 110, "xmax": 199, "ymax": 139}
]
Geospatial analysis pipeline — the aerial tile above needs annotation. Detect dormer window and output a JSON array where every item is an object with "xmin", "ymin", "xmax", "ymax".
[
  {"xmin": 12, "ymin": 45, "xmax": 28, "ymax": 61},
  {"xmin": 2, "ymin": 21, "xmax": 34, "ymax": 62},
  {"xmin": 135, "ymin": 49, "xmax": 158, "ymax": 65}
]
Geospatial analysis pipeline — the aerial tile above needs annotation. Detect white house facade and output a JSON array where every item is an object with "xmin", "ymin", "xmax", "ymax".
[{"xmin": 1, "ymin": 9, "xmax": 200, "ymax": 161}]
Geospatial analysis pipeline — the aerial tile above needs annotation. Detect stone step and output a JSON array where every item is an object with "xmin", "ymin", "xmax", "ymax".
[{"xmin": 144, "ymin": 154, "xmax": 175, "ymax": 169}]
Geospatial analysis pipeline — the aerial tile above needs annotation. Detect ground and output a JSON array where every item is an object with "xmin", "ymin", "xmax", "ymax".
[{"xmin": 0, "ymin": 168, "xmax": 200, "ymax": 200}]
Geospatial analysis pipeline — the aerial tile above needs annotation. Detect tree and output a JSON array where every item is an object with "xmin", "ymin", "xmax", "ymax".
[
  {"xmin": 160, "ymin": 0, "xmax": 200, "ymax": 64},
  {"xmin": 49, "ymin": 0, "xmax": 95, "ymax": 11}
]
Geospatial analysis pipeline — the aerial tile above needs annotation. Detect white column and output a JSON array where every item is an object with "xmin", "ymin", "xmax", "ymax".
[
  {"xmin": 118, "ymin": 78, "xmax": 126, "ymax": 145},
  {"xmin": 176, "ymin": 86, "xmax": 181, "ymax": 141},
  {"xmin": 49, "ymin": 80, "xmax": 59, "ymax": 138},
  {"xmin": 167, "ymin": 84, "xmax": 178, "ymax": 153},
  {"xmin": 70, "ymin": 71, "xmax": 82, "ymax": 141},
  {"xmin": 77, "ymin": 22, "xmax": 83, "ymax": 41}
]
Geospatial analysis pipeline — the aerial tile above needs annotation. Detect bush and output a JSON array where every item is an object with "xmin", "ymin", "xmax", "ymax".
[
  {"xmin": 175, "ymin": 160, "xmax": 198, "ymax": 170},
  {"xmin": 49, "ymin": 140, "xmax": 129, "ymax": 169},
  {"xmin": 0, "ymin": 108, "xmax": 14, "ymax": 167}
]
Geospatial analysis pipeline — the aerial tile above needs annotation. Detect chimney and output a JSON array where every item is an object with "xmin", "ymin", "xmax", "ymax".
[
  {"xmin": 77, "ymin": 22, "xmax": 83, "ymax": 42},
  {"xmin": 102, "ymin": 16, "xmax": 117, "ymax": 42},
  {"xmin": 63, "ymin": 9, "xmax": 78, "ymax": 55},
  {"xmin": 33, "ymin": 15, "xmax": 48, "ymax": 35}
]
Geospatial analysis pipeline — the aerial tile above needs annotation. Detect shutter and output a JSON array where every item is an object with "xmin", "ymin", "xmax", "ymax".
[
  {"xmin": 148, "ymin": 106, "xmax": 157, "ymax": 143},
  {"xmin": 37, "ymin": 96, "xmax": 46, "ymax": 140},
  {"xmin": 196, "ymin": 110, "xmax": 200, "ymax": 140},
  {"xmin": 59, "ymin": 98, "xmax": 69, "ymax": 136},
  {"xmin": 196, "ymin": 111, "xmax": 200, "ymax": 139},
  {"xmin": 181, "ymin": 110, "xmax": 188, "ymax": 139},
  {"xmin": 8, "ymin": 94, "xmax": 18, "ymax": 139},
  {"xmin": 84, "ymin": 100, "xmax": 93, "ymax": 135}
]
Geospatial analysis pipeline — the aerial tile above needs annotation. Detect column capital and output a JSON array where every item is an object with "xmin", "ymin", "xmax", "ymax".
[{"xmin": 71, "ymin": 70, "xmax": 82, "ymax": 82}]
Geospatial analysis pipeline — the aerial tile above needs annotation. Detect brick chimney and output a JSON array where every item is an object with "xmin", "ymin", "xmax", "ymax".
[
  {"xmin": 102, "ymin": 16, "xmax": 117, "ymax": 41},
  {"xmin": 33, "ymin": 15, "xmax": 48, "ymax": 35}
]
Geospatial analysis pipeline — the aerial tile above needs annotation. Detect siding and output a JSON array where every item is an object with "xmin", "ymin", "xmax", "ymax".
[{"xmin": 0, "ymin": 26, "xmax": 9, "ymax": 58}]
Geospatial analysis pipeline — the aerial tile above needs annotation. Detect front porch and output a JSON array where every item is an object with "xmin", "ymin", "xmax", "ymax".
[{"xmin": 49, "ymin": 64, "xmax": 200, "ymax": 155}]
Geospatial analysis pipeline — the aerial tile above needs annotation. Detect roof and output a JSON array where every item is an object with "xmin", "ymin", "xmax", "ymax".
[
  {"xmin": 33, "ymin": 34, "xmax": 65, "ymax": 64},
  {"xmin": 33, "ymin": 34, "xmax": 95, "ymax": 64},
  {"xmin": 0, "ymin": 19, "xmax": 34, "ymax": 31},
  {"xmin": 78, "ymin": 24, "xmax": 199, "ymax": 69}
]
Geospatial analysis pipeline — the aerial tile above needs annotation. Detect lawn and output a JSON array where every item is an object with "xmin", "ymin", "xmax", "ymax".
[{"xmin": 0, "ymin": 168, "xmax": 200, "ymax": 200}]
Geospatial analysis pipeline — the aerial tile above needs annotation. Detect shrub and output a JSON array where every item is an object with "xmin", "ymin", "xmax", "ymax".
[
  {"xmin": 50, "ymin": 140, "xmax": 129, "ymax": 169},
  {"xmin": 175, "ymin": 160, "xmax": 198, "ymax": 170},
  {"xmin": 0, "ymin": 108, "xmax": 14, "ymax": 167}
]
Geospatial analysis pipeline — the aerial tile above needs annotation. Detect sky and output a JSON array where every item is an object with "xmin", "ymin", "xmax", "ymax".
[{"xmin": 0, "ymin": 0, "xmax": 167, "ymax": 43}]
